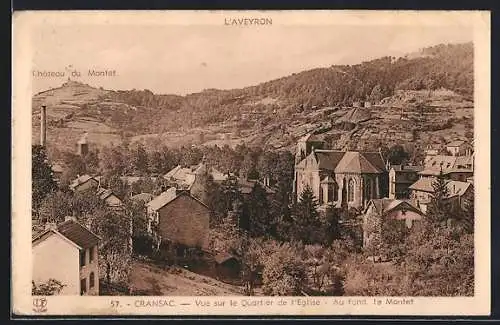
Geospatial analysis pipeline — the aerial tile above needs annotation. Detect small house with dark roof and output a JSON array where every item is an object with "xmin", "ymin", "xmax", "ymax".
[
  {"xmin": 32, "ymin": 217, "xmax": 101, "ymax": 295},
  {"xmin": 146, "ymin": 188, "xmax": 211, "ymax": 251},
  {"xmin": 70, "ymin": 174, "xmax": 99, "ymax": 192},
  {"xmin": 214, "ymin": 252, "xmax": 241, "ymax": 280},
  {"xmin": 362, "ymin": 198, "xmax": 424, "ymax": 257}
]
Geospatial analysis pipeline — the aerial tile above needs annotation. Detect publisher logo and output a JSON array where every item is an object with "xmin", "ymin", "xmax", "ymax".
[{"xmin": 33, "ymin": 297, "xmax": 48, "ymax": 313}]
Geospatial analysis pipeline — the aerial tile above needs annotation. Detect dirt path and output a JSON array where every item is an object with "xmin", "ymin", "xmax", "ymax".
[{"xmin": 129, "ymin": 259, "xmax": 245, "ymax": 296}]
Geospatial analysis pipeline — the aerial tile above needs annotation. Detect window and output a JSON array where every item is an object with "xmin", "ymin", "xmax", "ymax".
[
  {"xmin": 89, "ymin": 272, "xmax": 95, "ymax": 289},
  {"xmin": 348, "ymin": 179, "xmax": 355, "ymax": 202},
  {"xmin": 366, "ymin": 178, "xmax": 372, "ymax": 200},
  {"xmin": 328, "ymin": 185, "xmax": 334, "ymax": 203},
  {"xmin": 80, "ymin": 278, "xmax": 87, "ymax": 295},
  {"xmin": 89, "ymin": 247, "xmax": 95, "ymax": 263},
  {"xmin": 80, "ymin": 250, "xmax": 86, "ymax": 267}
]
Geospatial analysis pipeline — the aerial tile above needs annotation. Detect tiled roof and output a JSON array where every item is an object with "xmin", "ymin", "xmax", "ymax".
[
  {"xmin": 408, "ymin": 177, "xmax": 435, "ymax": 193},
  {"xmin": 146, "ymin": 188, "xmax": 178, "ymax": 211},
  {"xmin": 334, "ymin": 152, "xmax": 384, "ymax": 174},
  {"xmin": 131, "ymin": 192, "xmax": 154, "ymax": 203},
  {"xmin": 367, "ymin": 198, "xmax": 422, "ymax": 215},
  {"xmin": 97, "ymin": 187, "xmax": 113, "ymax": 200},
  {"xmin": 315, "ymin": 150, "xmax": 345, "ymax": 171},
  {"xmin": 409, "ymin": 178, "xmax": 472, "ymax": 197},
  {"xmin": 447, "ymin": 140, "xmax": 466, "ymax": 147},
  {"xmin": 214, "ymin": 252, "xmax": 238, "ymax": 264},
  {"xmin": 424, "ymin": 155, "xmax": 458, "ymax": 170},
  {"xmin": 163, "ymin": 163, "xmax": 229, "ymax": 187},
  {"xmin": 446, "ymin": 181, "xmax": 472, "ymax": 197},
  {"xmin": 55, "ymin": 219, "xmax": 100, "ymax": 249},
  {"xmin": 70, "ymin": 174, "xmax": 96, "ymax": 189}
]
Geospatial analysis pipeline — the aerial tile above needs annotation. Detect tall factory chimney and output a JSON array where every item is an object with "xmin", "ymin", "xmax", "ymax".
[{"xmin": 40, "ymin": 105, "xmax": 47, "ymax": 147}]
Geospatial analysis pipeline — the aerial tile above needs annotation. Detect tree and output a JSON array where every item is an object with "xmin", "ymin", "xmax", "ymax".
[
  {"xmin": 427, "ymin": 170, "xmax": 450, "ymax": 224},
  {"xmin": 244, "ymin": 183, "xmax": 272, "ymax": 237},
  {"xmin": 38, "ymin": 190, "xmax": 74, "ymax": 223},
  {"xmin": 132, "ymin": 143, "xmax": 149, "ymax": 175},
  {"xmin": 369, "ymin": 84, "xmax": 384, "ymax": 103},
  {"xmin": 32, "ymin": 279, "xmax": 66, "ymax": 295},
  {"xmin": 208, "ymin": 212, "xmax": 242, "ymax": 255},
  {"xmin": 32, "ymin": 145, "xmax": 57, "ymax": 217},
  {"xmin": 291, "ymin": 186, "xmax": 322, "ymax": 244},
  {"xmin": 90, "ymin": 210, "xmax": 132, "ymax": 285},
  {"xmin": 402, "ymin": 222, "xmax": 474, "ymax": 296},
  {"xmin": 261, "ymin": 242, "xmax": 307, "ymax": 296},
  {"xmin": 322, "ymin": 206, "xmax": 342, "ymax": 245},
  {"xmin": 385, "ymin": 145, "xmax": 410, "ymax": 165}
]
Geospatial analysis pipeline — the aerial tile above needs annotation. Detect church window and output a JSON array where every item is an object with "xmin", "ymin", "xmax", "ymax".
[
  {"xmin": 366, "ymin": 178, "xmax": 372, "ymax": 200},
  {"xmin": 328, "ymin": 184, "xmax": 334, "ymax": 203},
  {"xmin": 348, "ymin": 179, "xmax": 355, "ymax": 202}
]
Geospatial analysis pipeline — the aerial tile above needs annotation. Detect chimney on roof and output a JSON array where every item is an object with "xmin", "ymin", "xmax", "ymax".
[{"xmin": 40, "ymin": 106, "xmax": 47, "ymax": 147}]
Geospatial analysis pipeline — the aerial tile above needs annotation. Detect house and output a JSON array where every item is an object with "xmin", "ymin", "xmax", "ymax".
[
  {"xmin": 420, "ymin": 154, "xmax": 474, "ymax": 181},
  {"xmin": 70, "ymin": 174, "xmax": 99, "ymax": 192},
  {"xmin": 362, "ymin": 198, "xmax": 424, "ymax": 254},
  {"xmin": 164, "ymin": 163, "xmax": 230, "ymax": 190},
  {"xmin": 408, "ymin": 178, "xmax": 473, "ymax": 214},
  {"xmin": 237, "ymin": 178, "xmax": 276, "ymax": 198},
  {"xmin": 51, "ymin": 162, "xmax": 65, "ymax": 181},
  {"xmin": 214, "ymin": 253, "xmax": 241, "ymax": 280},
  {"xmin": 32, "ymin": 217, "xmax": 101, "ymax": 295},
  {"xmin": 388, "ymin": 164, "xmax": 422, "ymax": 199},
  {"xmin": 446, "ymin": 140, "xmax": 473, "ymax": 156},
  {"xmin": 69, "ymin": 175, "xmax": 123, "ymax": 209},
  {"xmin": 424, "ymin": 144, "xmax": 441, "ymax": 156},
  {"xmin": 146, "ymin": 188, "xmax": 211, "ymax": 251},
  {"xmin": 294, "ymin": 137, "xmax": 388, "ymax": 209},
  {"xmin": 97, "ymin": 188, "xmax": 123, "ymax": 209}
]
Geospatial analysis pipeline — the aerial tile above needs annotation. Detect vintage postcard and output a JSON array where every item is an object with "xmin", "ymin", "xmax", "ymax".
[{"xmin": 12, "ymin": 10, "xmax": 490, "ymax": 316}]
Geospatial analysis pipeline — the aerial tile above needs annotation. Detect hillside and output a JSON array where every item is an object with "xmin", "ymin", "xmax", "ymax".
[{"xmin": 32, "ymin": 42, "xmax": 474, "ymax": 156}]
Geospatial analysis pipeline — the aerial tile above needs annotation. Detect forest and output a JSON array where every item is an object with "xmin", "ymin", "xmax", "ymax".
[{"xmin": 99, "ymin": 43, "xmax": 473, "ymax": 135}]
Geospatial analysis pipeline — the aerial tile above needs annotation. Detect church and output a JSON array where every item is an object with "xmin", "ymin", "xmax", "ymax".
[{"xmin": 293, "ymin": 134, "xmax": 388, "ymax": 209}]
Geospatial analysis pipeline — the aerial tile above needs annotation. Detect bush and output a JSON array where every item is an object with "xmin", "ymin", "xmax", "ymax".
[{"xmin": 32, "ymin": 279, "xmax": 66, "ymax": 295}]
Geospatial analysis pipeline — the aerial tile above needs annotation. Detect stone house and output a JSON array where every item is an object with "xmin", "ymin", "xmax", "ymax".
[
  {"xmin": 146, "ymin": 188, "xmax": 211, "ymax": 252},
  {"xmin": 32, "ymin": 217, "xmax": 101, "ymax": 295}
]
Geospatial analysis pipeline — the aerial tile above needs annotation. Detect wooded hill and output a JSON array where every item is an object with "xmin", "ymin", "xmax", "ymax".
[{"xmin": 32, "ymin": 42, "xmax": 473, "ymax": 154}]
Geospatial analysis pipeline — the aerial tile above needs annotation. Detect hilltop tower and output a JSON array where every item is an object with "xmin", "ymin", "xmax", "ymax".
[
  {"xmin": 77, "ymin": 132, "xmax": 89, "ymax": 156},
  {"xmin": 40, "ymin": 105, "xmax": 47, "ymax": 147}
]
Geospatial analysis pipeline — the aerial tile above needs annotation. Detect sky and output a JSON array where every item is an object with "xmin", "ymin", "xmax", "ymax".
[{"xmin": 30, "ymin": 23, "xmax": 473, "ymax": 95}]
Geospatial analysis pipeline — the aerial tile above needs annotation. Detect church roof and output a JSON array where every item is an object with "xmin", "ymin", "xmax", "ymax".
[
  {"xmin": 314, "ymin": 150, "xmax": 345, "ymax": 171},
  {"xmin": 334, "ymin": 152, "xmax": 385, "ymax": 174}
]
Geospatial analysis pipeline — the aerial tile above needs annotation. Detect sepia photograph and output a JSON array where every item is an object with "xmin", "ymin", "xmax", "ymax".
[{"xmin": 12, "ymin": 10, "xmax": 490, "ymax": 316}]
